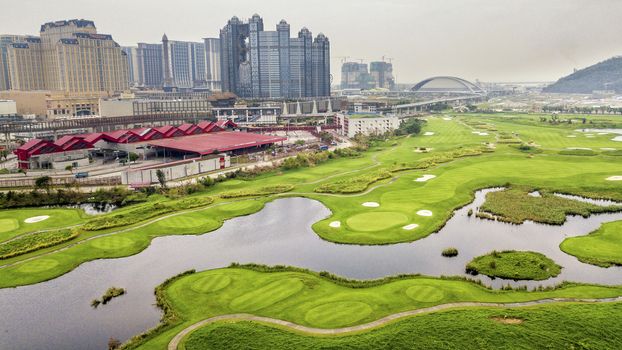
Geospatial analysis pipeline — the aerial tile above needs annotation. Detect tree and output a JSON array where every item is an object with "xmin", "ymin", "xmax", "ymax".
[
  {"xmin": 319, "ymin": 131, "xmax": 334, "ymax": 144},
  {"xmin": 0, "ymin": 149, "xmax": 8, "ymax": 161},
  {"xmin": 396, "ymin": 118, "xmax": 424, "ymax": 135},
  {"xmin": 294, "ymin": 139, "xmax": 305, "ymax": 146},
  {"xmin": 65, "ymin": 165, "xmax": 73, "ymax": 173},
  {"xmin": 156, "ymin": 169, "xmax": 167, "ymax": 189},
  {"xmin": 107, "ymin": 337, "xmax": 121, "ymax": 350},
  {"xmin": 128, "ymin": 152, "xmax": 139, "ymax": 163},
  {"xmin": 35, "ymin": 176, "xmax": 51, "ymax": 193}
]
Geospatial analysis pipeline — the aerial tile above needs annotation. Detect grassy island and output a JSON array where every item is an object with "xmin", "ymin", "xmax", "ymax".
[{"xmin": 466, "ymin": 251, "xmax": 562, "ymax": 280}]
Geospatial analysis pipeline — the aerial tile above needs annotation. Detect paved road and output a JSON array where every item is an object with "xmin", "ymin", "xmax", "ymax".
[{"xmin": 168, "ymin": 296, "xmax": 622, "ymax": 350}]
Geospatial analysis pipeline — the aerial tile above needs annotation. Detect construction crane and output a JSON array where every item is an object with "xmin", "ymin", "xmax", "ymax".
[
  {"xmin": 382, "ymin": 56, "xmax": 394, "ymax": 64},
  {"xmin": 335, "ymin": 56, "xmax": 350, "ymax": 64}
]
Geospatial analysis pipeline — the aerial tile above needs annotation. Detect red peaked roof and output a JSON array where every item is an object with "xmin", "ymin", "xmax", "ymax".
[{"xmin": 147, "ymin": 131, "xmax": 285, "ymax": 155}]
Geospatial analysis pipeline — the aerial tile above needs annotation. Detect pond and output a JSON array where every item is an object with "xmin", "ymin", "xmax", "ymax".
[{"xmin": 0, "ymin": 190, "xmax": 621, "ymax": 349}]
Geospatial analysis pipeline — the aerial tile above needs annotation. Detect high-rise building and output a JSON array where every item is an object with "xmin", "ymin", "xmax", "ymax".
[
  {"xmin": 370, "ymin": 61, "xmax": 395, "ymax": 89},
  {"xmin": 341, "ymin": 62, "xmax": 372, "ymax": 89},
  {"xmin": 136, "ymin": 43, "xmax": 163, "ymax": 88},
  {"xmin": 1, "ymin": 19, "xmax": 129, "ymax": 94},
  {"xmin": 5, "ymin": 38, "xmax": 45, "ymax": 91},
  {"xmin": 1, "ymin": 35, "xmax": 33, "ymax": 90},
  {"xmin": 203, "ymin": 38, "xmax": 222, "ymax": 91},
  {"xmin": 122, "ymin": 46, "xmax": 140, "ymax": 87},
  {"xmin": 162, "ymin": 35, "xmax": 208, "ymax": 90},
  {"xmin": 219, "ymin": 14, "xmax": 330, "ymax": 98}
]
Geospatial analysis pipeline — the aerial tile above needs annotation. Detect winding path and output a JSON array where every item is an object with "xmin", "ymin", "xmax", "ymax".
[{"xmin": 167, "ymin": 296, "xmax": 622, "ymax": 350}]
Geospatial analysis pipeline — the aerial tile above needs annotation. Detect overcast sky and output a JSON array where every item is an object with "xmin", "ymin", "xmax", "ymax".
[{"xmin": 2, "ymin": 0, "xmax": 621, "ymax": 84}]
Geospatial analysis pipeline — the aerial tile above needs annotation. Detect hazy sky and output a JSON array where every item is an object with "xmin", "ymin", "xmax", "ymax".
[{"xmin": 2, "ymin": 0, "xmax": 622, "ymax": 84}]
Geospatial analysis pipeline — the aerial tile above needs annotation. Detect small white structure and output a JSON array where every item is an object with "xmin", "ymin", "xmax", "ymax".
[
  {"xmin": 121, "ymin": 155, "xmax": 230, "ymax": 185},
  {"xmin": 336, "ymin": 113, "xmax": 400, "ymax": 138},
  {"xmin": 0, "ymin": 100, "xmax": 17, "ymax": 117}
]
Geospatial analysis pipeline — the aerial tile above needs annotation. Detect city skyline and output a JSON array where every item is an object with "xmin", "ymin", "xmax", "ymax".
[{"xmin": 1, "ymin": 0, "xmax": 622, "ymax": 84}]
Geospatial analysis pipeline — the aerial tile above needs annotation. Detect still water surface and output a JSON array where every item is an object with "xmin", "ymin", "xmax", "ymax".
[{"xmin": 1, "ymin": 189, "xmax": 621, "ymax": 349}]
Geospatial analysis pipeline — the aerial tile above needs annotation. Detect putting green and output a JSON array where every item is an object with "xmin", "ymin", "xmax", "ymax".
[
  {"xmin": 17, "ymin": 259, "xmax": 59, "ymax": 273},
  {"xmin": 90, "ymin": 236, "xmax": 134, "ymax": 250},
  {"xmin": 0, "ymin": 219, "xmax": 19, "ymax": 233},
  {"xmin": 158, "ymin": 216, "xmax": 206, "ymax": 229},
  {"xmin": 304, "ymin": 301, "xmax": 373, "ymax": 327},
  {"xmin": 346, "ymin": 212, "xmax": 409, "ymax": 232},
  {"xmin": 217, "ymin": 201, "xmax": 259, "ymax": 212},
  {"xmin": 406, "ymin": 285, "xmax": 445, "ymax": 302},
  {"xmin": 229, "ymin": 278, "xmax": 303, "ymax": 311},
  {"xmin": 190, "ymin": 274, "xmax": 232, "ymax": 293}
]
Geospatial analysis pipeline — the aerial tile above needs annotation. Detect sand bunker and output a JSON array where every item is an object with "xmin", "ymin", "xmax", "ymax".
[
  {"xmin": 491, "ymin": 317, "xmax": 524, "ymax": 325},
  {"xmin": 612, "ymin": 136, "xmax": 622, "ymax": 142},
  {"xmin": 24, "ymin": 216, "xmax": 50, "ymax": 224},
  {"xmin": 598, "ymin": 132, "xmax": 609, "ymax": 135},
  {"xmin": 423, "ymin": 132, "xmax": 435, "ymax": 136},
  {"xmin": 414, "ymin": 147, "xmax": 433, "ymax": 153},
  {"xmin": 416, "ymin": 210, "xmax": 433, "ymax": 217},
  {"xmin": 442, "ymin": 117, "xmax": 452, "ymax": 121},
  {"xmin": 402, "ymin": 224, "xmax": 419, "ymax": 230},
  {"xmin": 329, "ymin": 221, "xmax": 341, "ymax": 228},
  {"xmin": 606, "ymin": 176, "xmax": 622, "ymax": 181},
  {"xmin": 472, "ymin": 131, "xmax": 489, "ymax": 136},
  {"xmin": 415, "ymin": 174, "xmax": 436, "ymax": 182},
  {"xmin": 601, "ymin": 148, "xmax": 616, "ymax": 151},
  {"xmin": 566, "ymin": 135, "xmax": 577, "ymax": 138},
  {"xmin": 566, "ymin": 147, "xmax": 592, "ymax": 150},
  {"xmin": 362, "ymin": 202, "xmax": 380, "ymax": 207}
]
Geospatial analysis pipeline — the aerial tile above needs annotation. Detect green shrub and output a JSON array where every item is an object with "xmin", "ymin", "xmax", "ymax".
[
  {"xmin": 0, "ymin": 229, "xmax": 80, "ymax": 259},
  {"xmin": 83, "ymin": 196, "xmax": 214, "ymax": 231},
  {"xmin": 559, "ymin": 149, "xmax": 596, "ymax": 156},
  {"xmin": 441, "ymin": 247, "xmax": 459, "ymax": 257},
  {"xmin": 314, "ymin": 170, "xmax": 392, "ymax": 194},
  {"xmin": 219, "ymin": 185, "xmax": 294, "ymax": 198}
]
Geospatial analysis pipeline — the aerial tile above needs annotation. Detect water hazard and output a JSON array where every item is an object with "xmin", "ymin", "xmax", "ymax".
[{"xmin": 1, "ymin": 190, "xmax": 621, "ymax": 349}]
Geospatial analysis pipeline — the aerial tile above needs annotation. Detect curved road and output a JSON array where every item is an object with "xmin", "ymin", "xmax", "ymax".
[{"xmin": 168, "ymin": 296, "xmax": 622, "ymax": 349}]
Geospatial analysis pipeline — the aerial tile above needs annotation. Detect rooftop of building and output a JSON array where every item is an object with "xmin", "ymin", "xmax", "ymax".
[{"xmin": 147, "ymin": 131, "xmax": 286, "ymax": 155}]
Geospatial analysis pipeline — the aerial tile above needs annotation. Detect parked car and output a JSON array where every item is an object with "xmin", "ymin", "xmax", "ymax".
[{"xmin": 74, "ymin": 172, "xmax": 89, "ymax": 179}]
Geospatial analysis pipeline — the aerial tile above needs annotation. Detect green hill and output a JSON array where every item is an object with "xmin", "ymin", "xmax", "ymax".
[{"xmin": 544, "ymin": 56, "xmax": 622, "ymax": 94}]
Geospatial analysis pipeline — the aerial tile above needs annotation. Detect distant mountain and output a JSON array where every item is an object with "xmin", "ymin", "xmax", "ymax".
[{"xmin": 544, "ymin": 56, "xmax": 622, "ymax": 94}]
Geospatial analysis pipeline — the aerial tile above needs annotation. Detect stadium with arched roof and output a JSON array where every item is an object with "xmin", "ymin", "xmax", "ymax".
[{"xmin": 411, "ymin": 76, "xmax": 485, "ymax": 95}]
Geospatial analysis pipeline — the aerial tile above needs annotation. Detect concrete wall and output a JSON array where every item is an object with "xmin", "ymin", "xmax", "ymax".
[
  {"xmin": 0, "ymin": 100, "xmax": 17, "ymax": 116},
  {"xmin": 122, "ymin": 155, "xmax": 230, "ymax": 185},
  {"xmin": 99, "ymin": 99, "xmax": 134, "ymax": 118}
]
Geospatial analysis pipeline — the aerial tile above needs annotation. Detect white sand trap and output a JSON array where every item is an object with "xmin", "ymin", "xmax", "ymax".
[
  {"xmin": 443, "ymin": 117, "xmax": 452, "ymax": 121},
  {"xmin": 566, "ymin": 135, "xmax": 577, "ymax": 138},
  {"xmin": 423, "ymin": 132, "xmax": 435, "ymax": 136},
  {"xmin": 586, "ymin": 135, "xmax": 595, "ymax": 138},
  {"xmin": 598, "ymin": 132, "xmax": 609, "ymax": 135},
  {"xmin": 329, "ymin": 221, "xmax": 341, "ymax": 228},
  {"xmin": 415, "ymin": 174, "xmax": 436, "ymax": 182},
  {"xmin": 612, "ymin": 136, "xmax": 622, "ymax": 142},
  {"xmin": 601, "ymin": 148, "xmax": 616, "ymax": 151},
  {"xmin": 416, "ymin": 210, "xmax": 433, "ymax": 217},
  {"xmin": 566, "ymin": 147, "xmax": 592, "ymax": 150},
  {"xmin": 24, "ymin": 215, "xmax": 50, "ymax": 224},
  {"xmin": 413, "ymin": 147, "xmax": 432, "ymax": 153},
  {"xmin": 362, "ymin": 202, "xmax": 380, "ymax": 207},
  {"xmin": 606, "ymin": 176, "xmax": 622, "ymax": 181},
  {"xmin": 403, "ymin": 224, "xmax": 419, "ymax": 230}
]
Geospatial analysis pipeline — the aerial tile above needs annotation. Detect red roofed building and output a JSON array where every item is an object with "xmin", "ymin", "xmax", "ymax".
[
  {"xmin": 147, "ymin": 131, "xmax": 286, "ymax": 157},
  {"xmin": 15, "ymin": 138, "xmax": 91, "ymax": 169},
  {"xmin": 178, "ymin": 123, "xmax": 202, "ymax": 135}
]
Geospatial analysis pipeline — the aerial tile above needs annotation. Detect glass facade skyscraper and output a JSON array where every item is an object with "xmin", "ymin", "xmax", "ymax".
[{"xmin": 219, "ymin": 14, "xmax": 330, "ymax": 98}]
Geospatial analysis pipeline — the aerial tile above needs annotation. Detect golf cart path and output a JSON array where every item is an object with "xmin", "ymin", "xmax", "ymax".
[{"xmin": 167, "ymin": 296, "xmax": 622, "ymax": 349}]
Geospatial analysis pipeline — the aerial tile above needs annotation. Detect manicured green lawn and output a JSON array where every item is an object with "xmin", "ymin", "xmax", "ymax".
[
  {"xmin": 466, "ymin": 251, "xmax": 562, "ymax": 280},
  {"xmin": 130, "ymin": 266, "xmax": 622, "ymax": 349},
  {"xmin": 180, "ymin": 302, "xmax": 622, "ymax": 350},
  {"xmin": 0, "ymin": 208, "xmax": 87, "ymax": 243},
  {"xmin": 0, "ymin": 114, "xmax": 620, "ymax": 288},
  {"xmin": 560, "ymin": 220, "xmax": 622, "ymax": 267}
]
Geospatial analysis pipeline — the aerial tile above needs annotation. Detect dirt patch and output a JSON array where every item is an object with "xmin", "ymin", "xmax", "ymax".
[{"xmin": 491, "ymin": 316, "xmax": 524, "ymax": 325}]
